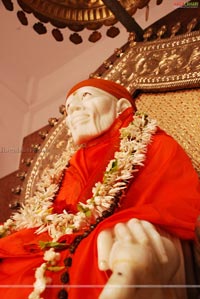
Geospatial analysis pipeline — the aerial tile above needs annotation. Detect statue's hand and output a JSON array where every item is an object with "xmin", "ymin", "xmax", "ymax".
[{"xmin": 97, "ymin": 218, "xmax": 180, "ymax": 299}]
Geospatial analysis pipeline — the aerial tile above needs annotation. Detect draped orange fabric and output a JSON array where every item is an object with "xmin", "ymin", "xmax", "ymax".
[
  {"xmin": 66, "ymin": 78, "xmax": 134, "ymax": 106},
  {"xmin": 0, "ymin": 108, "xmax": 200, "ymax": 299}
]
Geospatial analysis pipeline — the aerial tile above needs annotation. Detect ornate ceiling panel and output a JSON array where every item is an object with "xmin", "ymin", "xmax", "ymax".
[
  {"xmin": 17, "ymin": 0, "xmax": 151, "ymax": 25},
  {"xmin": 2, "ymin": 0, "xmax": 157, "ymax": 42}
]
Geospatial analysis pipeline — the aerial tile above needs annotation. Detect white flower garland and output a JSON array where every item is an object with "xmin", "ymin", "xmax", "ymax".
[
  {"xmin": 28, "ymin": 248, "xmax": 62, "ymax": 299},
  {"xmin": 0, "ymin": 113, "xmax": 157, "ymax": 242},
  {"xmin": 0, "ymin": 113, "xmax": 157, "ymax": 299}
]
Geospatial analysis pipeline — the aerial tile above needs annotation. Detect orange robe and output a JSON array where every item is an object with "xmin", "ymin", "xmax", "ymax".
[{"xmin": 0, "ymin": 107, "xmax": 200, "ymax": 299}]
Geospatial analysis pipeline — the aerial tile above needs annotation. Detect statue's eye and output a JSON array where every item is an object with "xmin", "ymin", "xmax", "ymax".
[{"xmin": 82, "ymin": 92, "xmax": 92, "ymax": 100}]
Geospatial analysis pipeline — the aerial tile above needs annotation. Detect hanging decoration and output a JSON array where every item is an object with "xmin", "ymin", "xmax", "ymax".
[{"xmin": 1, "ymin": 0, "xmax": 160, "ymax": 44}]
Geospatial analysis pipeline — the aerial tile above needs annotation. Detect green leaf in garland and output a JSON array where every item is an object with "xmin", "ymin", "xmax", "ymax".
[
  {"xmin": 46, "ymin": 266, "xmax": 65, "ymax": 272},
  {"xmin": 77, "ymin": 204, "xmax": 92, "ymax": 217},
  {"xmin": 85, "ymin": 210, "xmax": 91, "ymax": 217},
  {"xmin": 111, "ymin": 160, "xmax": 118, "ymax": 171},
  {"xmin": 39, "ymin": 241, "xmax": 68, "ymax": 250},
  {"xmin": 108, "ymin": 160, "xmax": 118, "ymax": 174}
]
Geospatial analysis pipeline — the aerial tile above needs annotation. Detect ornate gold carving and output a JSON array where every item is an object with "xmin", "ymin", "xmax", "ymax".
[
  {"xmin": 21, "ymin": 158, "xmax": 33, "ymax": 167},
  {"xmin": 48, "ymin": 117, "xmax": 59, "ymax": 126},
  {"xmin": 128, "ymin": 32, "xmax": 137, "ymax": 45},
  {"xmin": 18, "ymin": 0, "xmax": 150, "ymax": 25},
  {"xmin": 114, "ymin": 48, "xmax": 123, "ymax": 58},
  {"xmin": 59, "ymin": 104, "xmax": 67, "ymax": 115},
  {"xmin": 31, "ymin": 144, "xmax": 41, "ymax": 153},
  {"xmin": 143, "ymin": 27, "xmax": 153, "ymax": 41},
  {"xmin": 38, "ymin": 131, "xmax": 49, "ymax": 139},
  {"xmin": 16, "ymin": 171, "xmax": 27, "ymax": 181},
  {"xmin": 170, "ymin": 22, "xmax": 181, "ymax": 37},
  {"xmin": 11, "ymin": 185, "xmax": 22, "ymax": 195},
  {"xmin": 156, "ymin": 25, "xmax": 167, "ymax": 39},
  {"xmin": 21, "ymin": 117, "xmax": 69, "ymax": 201},
  {"xmin": 9, "ymin": 201, "xmax": 21, "ymax": 210},
  {"xmin": 187, "ymin": 17, "xmax": 198, "ymax": 33},
  {"xmin": 103, "ymin": 60, "xmax": 112, "ymax": 69},
  {"xmin": 102, "ymin": 30, "xmax": 200, "ymax": 93},
  {"xmin": 136, "ymin": 89, "xmax": 200, "ymax": 176}
]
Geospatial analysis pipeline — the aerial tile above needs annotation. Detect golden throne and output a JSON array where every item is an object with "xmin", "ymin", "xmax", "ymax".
[{"xmin": 0, "ymin": 4, "xmax": 200, "ymax": 298}]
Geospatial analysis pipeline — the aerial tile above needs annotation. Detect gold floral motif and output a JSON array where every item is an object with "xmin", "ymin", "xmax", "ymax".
[{"xmin": 102, "ymin": 30, "xmax": 200, "ymax": 93}]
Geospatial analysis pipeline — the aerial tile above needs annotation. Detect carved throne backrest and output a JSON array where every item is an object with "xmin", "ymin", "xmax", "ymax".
[{"xmin": 136, "ymin": 89, "xmax": 200, "ymax": 176}]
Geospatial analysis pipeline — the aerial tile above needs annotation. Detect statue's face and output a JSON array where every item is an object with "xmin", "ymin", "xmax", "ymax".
[{"xmin": 65, "ymin": 86, "xmax": 119, "ymax": 145}]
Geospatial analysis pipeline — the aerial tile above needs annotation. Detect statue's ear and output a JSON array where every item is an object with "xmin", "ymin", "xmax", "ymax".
[{"xmin": 117, "ymin": 98, "xmax": 132, "ymax": 114}]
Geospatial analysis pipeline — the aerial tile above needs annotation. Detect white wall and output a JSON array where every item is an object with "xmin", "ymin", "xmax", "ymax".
[
  {"xmin": 0, "ymin": 27, "xmax": 129, "ymax": 178},
  {"xmin": 0, "ymin": 82, "xmax": 27, "ymax": 176}
]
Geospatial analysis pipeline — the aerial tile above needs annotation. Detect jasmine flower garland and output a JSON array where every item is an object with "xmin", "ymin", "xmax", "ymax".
[{"xmin": 0, "ymin": 113, "xmax": 157, "ymax": 242}]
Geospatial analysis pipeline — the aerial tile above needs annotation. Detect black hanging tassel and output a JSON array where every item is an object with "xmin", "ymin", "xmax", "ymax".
[{"xmin": 2, "ymin": 0, "xmax": 14, "ymax": 11}]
